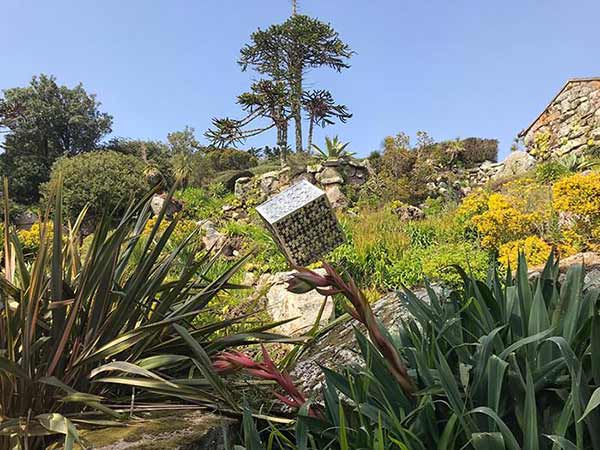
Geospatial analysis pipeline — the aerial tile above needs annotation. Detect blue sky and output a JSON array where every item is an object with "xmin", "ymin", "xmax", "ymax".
[{"xmin": 2, "ymin": 1, "xmax": 600, "ymax": 159}]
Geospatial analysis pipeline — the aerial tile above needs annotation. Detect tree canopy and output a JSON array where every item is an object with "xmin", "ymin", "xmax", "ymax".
[
  {"xmin": 239, "ymin": 14, "xmax": 353, "ymax": 153},
  {"xmin": 0, "ymin": 74, "xmax": 112, "ymax": 203}
]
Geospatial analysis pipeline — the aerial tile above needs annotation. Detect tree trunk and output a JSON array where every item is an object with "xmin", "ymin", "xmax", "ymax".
[
  {"xmin": 307, "ymin": 117, "xmax": 314, "ymax": 154},
  {"xmin": 293, "ymin": 104, "xmax": 302, "ymax": 153},
  {"xmin": 276, "ymin": 117, "xmax": 288, "ymax": 168},
  {"xmin": 281, "ymin": 122, "xmax": 288, "ymax": 166},
  {"xmin": 292, "ymin": 65, "xmax": 303, "ymax": 153}
]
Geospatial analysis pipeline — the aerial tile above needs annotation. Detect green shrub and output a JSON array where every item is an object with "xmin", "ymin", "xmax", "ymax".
[
  {"xmin": 458, "ymin": 137, "xmax": 499, "ymax": 165},
  {"xmin": 404, "ymin": 221, "xmax": 437, "ymax": 248},
  {"xmin": 1, "ymin": 153, "xmax": 50, "ymax": 205},
  {"xmin": 175, "ymin": 185, "xmax": 234, "ymax": 222},
  {"xmin": 421, "ymin": 196, "xmax": 446, "ymax": 216},
  {"xmin": 205, "ymin": 148, "xmax": 258, "ymax": 171},
  {"xmin": 44, "ymin": 150, "xmax": 148, "ymax": 222},
  {"xmin": 535, "ymin": 160, "xmax": 571, "ymax": 183},
  {"xmin": 101, "ymin": 137, "xmax": 175, "ymax": 186}
]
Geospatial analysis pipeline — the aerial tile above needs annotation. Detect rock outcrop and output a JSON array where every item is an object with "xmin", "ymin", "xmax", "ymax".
[
  {"xmin": 233, "ymin": 157, "xmax": 371, "ymax": 209},
  {"xmin": 49, "ymin": 411, "xmax": 235, "ymax": 450},
  {"xmin": 290, "ymin": 287, "xmax": 437, "ymax": 398},
  {"xmin": 259, "ymin": 270, "xmax": 334, "ymax": 337},
  {"xmin": 199, "ymin": 220, "xmax": 226, "ymax": 251},
  {"xmin": 491, "ymin": 151, "xmax": 536, "ymax": 180},
  {"xmin": 150, "ymin": 193, "xmax": 183, "ymax": 217},
  {"xmin": 392, "ymin": 203, "xmax": 425, "ymax": 221}
]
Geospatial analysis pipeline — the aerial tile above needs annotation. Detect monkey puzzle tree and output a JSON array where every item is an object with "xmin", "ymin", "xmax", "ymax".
[
  {"xmin": 239, "ymin": 15, "xmax": 352, "ymax": 153},
  {"xmin": 205, "ymin": 79, "xmax": 292, "ymax": 166},
  {"xmin": 302, "ymin": 89, "xmax": 352, "ymax": 153}
]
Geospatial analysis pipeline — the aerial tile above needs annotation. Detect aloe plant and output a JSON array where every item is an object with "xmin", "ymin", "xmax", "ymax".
[
  {"xmin": 0, "ymin": 180, "xmax": 287, "ymax": 450},
  {"xmin": 235, "ymin": 253, "xmax": 600, "ymax": 449},
  {"xmin": 311, "ymin": 136, "xmax": 354, "ymax": 160}
]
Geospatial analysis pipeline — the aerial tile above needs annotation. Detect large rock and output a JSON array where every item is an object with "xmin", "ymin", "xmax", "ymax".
[
  {"xmin": 317, "ymin": 166, "xmax": 344, "ymax": 185},
  {"xmin": 150, "ymin": 193, "xmax": 183, "ymax": 217},
  {"xmin": 199, "ymin": 220, "xmax": 226, "ymax": 251},
  {"xmin": 259, "ymin": 171, "xmax": 281, "ymax": 195},
  {"xmin": 392, "ymin": 203, "xmax": 424, "ymax": 221},
  {"xmin": 261, "ymin": 270, "xmax": 334, "ymax": 337},
  {"xmin": 492, "ymin": 151, "xmax": 535, "ymax": 180},
  {"xmin": 13, "ymin": 210, "xmax": 39, "ymax": 230},
  {"xmin": 323, "ymin": 184, "xmax": 348, "ymax": 209},
  {"xmin": 51, "ymin": 411, "xmax": 235, "ymax": 449},
  {"xmin": 234, "ymin": 177, "xmax": 253, "ymax": 198}
]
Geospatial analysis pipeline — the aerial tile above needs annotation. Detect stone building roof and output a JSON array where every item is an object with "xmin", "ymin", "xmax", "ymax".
[{"xmin": 518, "ymin": 77, "xmax": 600, "ymax": 138}]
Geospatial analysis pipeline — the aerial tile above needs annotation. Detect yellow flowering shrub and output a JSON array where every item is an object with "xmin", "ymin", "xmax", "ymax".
[
  {"xmin": 472, "ymin": 193, "xmax": 539, "ymax": 249},
  {"xmin": 456, "ymin": 190, "xmax": 490, "ymax": 226},
  {"xmin": 553, "ymin": 171, "xmax": 600, "ymax": 250},
  {"xmin": 498, "ymin": 236, "xmax": 552, "ymax": 268},
  {"xmin": 553, "ymin": 171, "xmax": 600, "ymax": 216},
  {"xmin": 141, "ymin": 216, "xmax": 200, "ymax": 248},
  {"xmin": 142, "ymin": 216, "xmax": 170, "ymax": 236},
  {"xmin": 171, "ymin": 219, "xmax": 200, "ymax": 245},
  {"xmin": 17, "ymin": 222, "xmax": 53, "ymax": 252}
]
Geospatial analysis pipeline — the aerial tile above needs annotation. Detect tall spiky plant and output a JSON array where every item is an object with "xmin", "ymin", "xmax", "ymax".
[
  {"xmin": 236, "ymin": 253, "xmax": 600, "ymax": 449},
  {"xmin": 0, "ymin": 179, "xmax": 287, "ymax": 449}
]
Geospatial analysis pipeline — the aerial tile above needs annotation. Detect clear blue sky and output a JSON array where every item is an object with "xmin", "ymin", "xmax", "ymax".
[{"xmin": 2, "ymin": 1, "xmax": 600, "ymax": 159}]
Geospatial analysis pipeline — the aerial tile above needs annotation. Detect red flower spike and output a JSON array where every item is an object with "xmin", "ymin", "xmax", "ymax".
[{"xmin": 213, "ymin": 345, "xmax": 311, "ymax": 414}]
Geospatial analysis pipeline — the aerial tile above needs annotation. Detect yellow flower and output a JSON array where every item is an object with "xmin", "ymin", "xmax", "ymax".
[
  {"xmin": 456, "ymin": 190, "xmax": 490, "ymax": 228},
  {"xmin": 17, "ymin": 222, "xmax": 53, "ymax": 252},
  {"xmin": 553, "ymin": 171, "xmax": 600, "ymax": 217},
  {"xmin": 472, "ymin": 193, "xmax": 537, "ymax": 249},
  {"xmin": 498, "ymin": 236, "xmax": 552, "ymax": 268}
]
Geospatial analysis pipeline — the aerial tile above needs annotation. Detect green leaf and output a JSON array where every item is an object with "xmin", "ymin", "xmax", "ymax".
[
  {"xmin": 468, "ymin": 407, "xmax": 520, "ymax": 450},
  {"xmin": 543, "ymin": 435, "xmax": 578, "ymax": 450},
  {"xmin": 523, "ymin": 365, "xmax": 539, "ymax": 450},
  {"xmin": 579, "ymin": 387, "xmax": 600, "ymax": 423},
  {"xmin": 472, "ymin": 432, "xmax": 505, "ymax": 450},
  {"xmin": 36, "ymin": 413, "xmax": 83, "ymax": 450},
  {"xmin": 499, "ymin": 328, "xmax": 554, "ymax": 360}
]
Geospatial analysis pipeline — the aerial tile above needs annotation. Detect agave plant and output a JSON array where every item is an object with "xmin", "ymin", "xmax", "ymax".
[
  {"xmin": 0, "ymin": 180, "xmax": 288, "ymax": 450},
  {"xmin": 236, "ymin": 253, "xmax": 600, "ymax": 449},
  {"xmin": 311, "ymin": 136, "xmax": 354, "ymax": 161},
  {"xmin": 560, "ymin": 153, "xmax": 599, "ymax": 172}
]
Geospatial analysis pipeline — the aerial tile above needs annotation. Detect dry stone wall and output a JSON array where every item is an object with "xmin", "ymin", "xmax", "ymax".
[
  {"xmin": 521, "ymin": 79, "xmax": 600, "ymax": 159},
  {"xmin": 234, "ymin": 157, "xmax": 372, "ymax": 208}
]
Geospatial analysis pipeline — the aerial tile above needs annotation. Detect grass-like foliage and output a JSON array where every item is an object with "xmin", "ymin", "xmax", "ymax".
[
  {"xmin": 0, "ymin": 180, "xmax": 286, "ymax": 449},
  {"xmin": 237, "ymin": 253, "xmax": 600, "ymax": 449}
]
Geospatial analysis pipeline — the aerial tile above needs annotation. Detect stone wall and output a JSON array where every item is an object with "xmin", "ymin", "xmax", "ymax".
[
  {"xmin": 234, "ymin": 157, "xmax": 372, "ymax": 209},
  {"xmin": 521, "ymin": 79, "xmax": 600, "ymax": 159}
]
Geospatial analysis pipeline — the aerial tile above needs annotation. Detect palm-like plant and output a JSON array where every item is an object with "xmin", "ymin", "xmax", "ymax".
[
  {"xmin": 311, "ymin": 136, "xmax": 354, "ymax": 161},
  {"xmin": 302, "ymin": 90, "xmax": 351, "ymax": 153},
  {"xmin": 0, "ymin": 180, "xmax": 287, "ymax": 449},
  {"xmin": 171, "ymin": 151, "xmax": 193, "ymax": 186}
]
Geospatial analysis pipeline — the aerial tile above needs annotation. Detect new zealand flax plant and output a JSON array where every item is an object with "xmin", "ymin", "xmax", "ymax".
[
  {"xmin": 235, "ymin": 253, "xmax": 600, "ymax": 449},
  {"xmin": 0, "ymin": 179, "xmax": 289, "ymax": 450}
]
